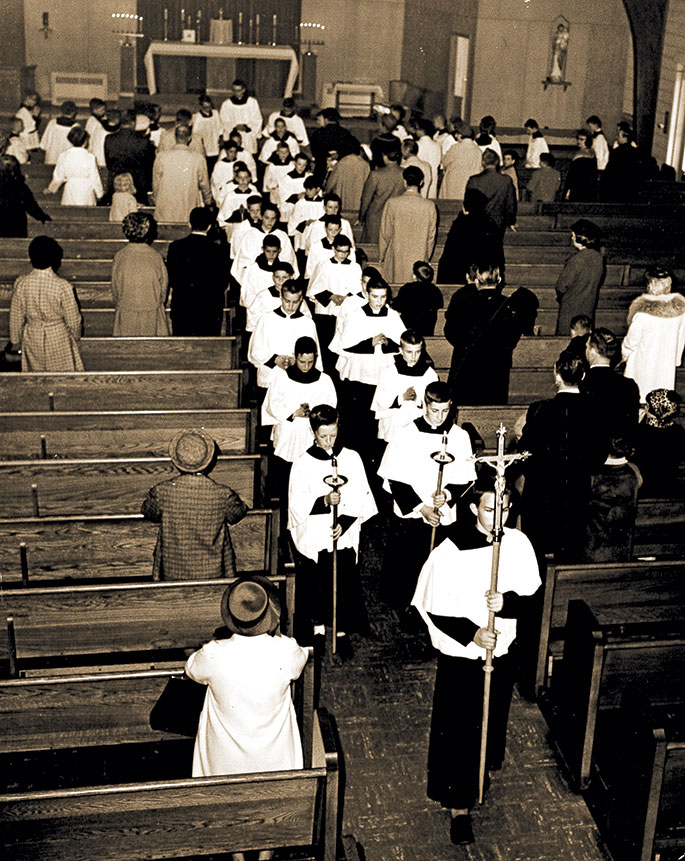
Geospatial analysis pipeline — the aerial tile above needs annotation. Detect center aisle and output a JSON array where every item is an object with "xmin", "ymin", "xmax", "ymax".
[{"xmin": 319, "ymin": 517, "xmax": 609, "ymax": 861}]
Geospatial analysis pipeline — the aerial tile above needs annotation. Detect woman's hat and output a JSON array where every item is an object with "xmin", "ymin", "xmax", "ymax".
[
  {"xmin": 221, "ymin": 576, "xmax": 281, "ymax": 636},
  {"xmin": 168, "ymin": 429, "xmax": 216, "ymax": 473},
  {"xmin": 644, "ymin": 388, "xmax": 681, "ymax": 428}
]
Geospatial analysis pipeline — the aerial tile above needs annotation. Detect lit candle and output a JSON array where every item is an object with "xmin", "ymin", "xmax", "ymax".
[
  {"xmin": 163, "ymin": 7, "xmax": 168, "ymax": 40},
  {"xmin": 181, "ymin": 7, "xmax": 185, "ymax": 33},
  {"xmin": 272, "ymin": 13, "xmax": 277, "ymax": 45},
  {"xmin": 248, "ymin": 16, "xmax": 253, "ymax": 43},
  {"xmin": 238, "ymin": 10, "xmax": 243, "ymax": 43},
  {"xmin": 441, "ymin": 433, "xmax": 448, "ymax": 457},
  {"xmin": 255, "ymin": 13, "xmax": 260, "ymax": 44}
]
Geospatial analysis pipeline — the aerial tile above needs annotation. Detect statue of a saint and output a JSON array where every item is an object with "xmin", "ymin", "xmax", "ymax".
[{"xmin": 550, "ymin": 23, "xmax": 569, "ymax": 81}]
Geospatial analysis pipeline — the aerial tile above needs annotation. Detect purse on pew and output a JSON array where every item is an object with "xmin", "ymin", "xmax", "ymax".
[{"xmin": 150, "ymin": 675, "xmax": 207, "ymax": 736}]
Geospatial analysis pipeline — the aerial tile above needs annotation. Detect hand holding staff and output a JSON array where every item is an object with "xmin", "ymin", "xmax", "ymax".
[
  {"xmin": 323, "ymin": 456, "xmax": 347, "ymax": 654},
  {"xmin": 470, "ymin": 425, "xmax": 530, "ymax": 804},
  {"xmin": 429, "ymin": 433, "xmax": 455, "ymax": 552}
]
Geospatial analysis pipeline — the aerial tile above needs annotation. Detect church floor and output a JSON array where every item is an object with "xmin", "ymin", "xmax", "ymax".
[{"xmin": 319, "ymin": 516, "xmax": 611, "ymax": 861}]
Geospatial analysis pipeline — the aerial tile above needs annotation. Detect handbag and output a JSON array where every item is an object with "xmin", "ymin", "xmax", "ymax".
[{"xmin": 150, "ymin": 674, "xmax": 207, "ymax": 736}]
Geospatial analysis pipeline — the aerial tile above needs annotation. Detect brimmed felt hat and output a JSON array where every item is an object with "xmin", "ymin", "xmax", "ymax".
[
  {"xmin": 168, "ymin": 428, "xmax": 216, "ymax": 473},
  {"xmin": 221, "ymin": 576, "xmax": 281, "ymax": 636}
]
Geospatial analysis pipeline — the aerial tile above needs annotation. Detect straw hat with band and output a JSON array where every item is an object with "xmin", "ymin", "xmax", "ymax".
[
  {"xmin": 221, "ymin": 576, "xmax": 281, "ymax": 636},
  {"xmin": 168, "ymin": 428, "xmax": 216, "ymax": 473}
]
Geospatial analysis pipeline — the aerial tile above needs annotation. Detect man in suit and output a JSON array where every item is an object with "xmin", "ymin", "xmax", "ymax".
[
  {"xmin": 464, "ymin": 148, "xmax": 517, "ymax": 238},
  {"xmin": 104, "ymin": 109, "xmax": 155, "ymax": 204},
  {"xmin": 153, "ymin": 125, "xmax": 212, "ymax": 224},
  {"xmin": 359, "ymin": 145, "xmax": 406, "ymax": 243},
  {"xmin": 309, "ymin": 108, "xmax": 356, "ymax": 185},
  {"xmin": 167, "ymin": 207, "xmax": 230, "ymax": 336},
  {"xmin": 519, "ymin": 349, "xmax": 608, "ymax": 562},
  {"xmin": 582, "ymin": 327, "xmax": 640, "ymax": 443},
  {"xmin": 379, "ymin": 166, "xmax": 437, "ymax": 285}
]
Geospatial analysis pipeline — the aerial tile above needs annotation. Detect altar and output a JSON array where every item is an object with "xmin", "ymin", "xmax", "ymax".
[{"xmin": 143, "ymin": 41, "xmax": 299, "ymax": 97}]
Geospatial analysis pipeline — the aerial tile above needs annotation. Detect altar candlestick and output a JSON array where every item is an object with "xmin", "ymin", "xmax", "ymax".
[
  {"xmin": 163, "ymin": 7, "xmax": 169, "ymax": 40},
  {"xmin": 248, "ymin": 16, "xmax": 253, "ymax": 43},
  {"xmin": 181, "ymin": 7, "xmax": 185, "ymax": 34},
  {"xmin": 196, "ymin": 8, "xmax": 202, "ymax": 41},
  {"xmin": 237, "ymin": 11, "xmax": 243, "ymax": 43},
  {"xmin": 272, "ymin": 14, "xmax": 277, "ymax": 45},
  {"xmin": 255, "ymin": 14, "xmax": 260, "ymax": 44}
]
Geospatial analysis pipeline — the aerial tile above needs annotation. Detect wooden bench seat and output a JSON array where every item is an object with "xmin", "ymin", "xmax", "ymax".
[
  {"xmin": 0, "ymin": 369, "xmax": 244, "ymax": 411},
  {"xmin": 0, "ymin": 408, "xmax": 256, "ymax": 459},
  {"xmin": 536, "ymin": 558, "xmax": 685, "ymax": 695},
  {"xmin": 27, "ymin": 219, "xmax": 188, "ymax": 240},
  {"xmin": 0, "ymin": 509, "xmax": 277, "ymax": 586},
  {"xmin": 0, "ymin": 654, "xmax": 351, "ymax": 861},
  {"xmin": 0, "ymin": 237, "xmax": 172, "ymax": 259},
  {"xmin": 0, "ymin": 453, "xmax": 266, "ymax": 517},
  {"xmin": 539, "ymin": 599, "xmax": 685, "ymax": 790},
  {"xmin": 0, "ymin": 571, "xmax": 295, "ymax": 673},
  {"xmin": 0, "ymin": 307, "xmax": 234, "ymax": 338},
  {"xmin": 76, "ymin": 336, "xmax": 239, "ymax": 371},
  {"xmin": 584, "ymin": 694, "xmax": 685, "ymax": 861}
]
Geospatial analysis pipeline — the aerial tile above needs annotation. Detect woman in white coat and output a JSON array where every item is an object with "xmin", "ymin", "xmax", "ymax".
[
  {"xmin": 45, "ymin": 126, "xmax": 103, "ymax": 206},
  {"xmin": 622, "ymin": 268, "xmax": 685, "ymax": 402}
]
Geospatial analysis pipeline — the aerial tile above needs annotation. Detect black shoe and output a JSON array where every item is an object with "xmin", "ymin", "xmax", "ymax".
[
  {"xmin": 450, "ymin": 814, "xmax": 474, "ymax": 845},
  {"xmin": 332, "ymin": 634, "xmax": 354, "ymax": 663}
]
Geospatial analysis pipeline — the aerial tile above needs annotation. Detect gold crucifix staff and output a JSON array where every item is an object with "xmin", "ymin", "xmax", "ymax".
[
  {"xmin": 323, "ymin": 455, "xmax": 348, "ymax": 654},
  {"xmin": 471, "ymin": 424, "xmax": 529, "ymax": 804},
  {"xmin": 429, "ymin": 432, "xmax": 455, "ymax": 553}
]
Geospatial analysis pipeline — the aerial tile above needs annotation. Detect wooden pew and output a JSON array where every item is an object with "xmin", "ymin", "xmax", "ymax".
[
  {"xmin": 27, "ymin": 219, "xmax": 188, "ymax": 239},
  {"xmin": 0, "ymin": 370, "xmax": 244, "ymax": 411},
  {"xmin": 535, "ymin": 558, "xmax": 685, "ymax": 695},
  {"xmin": 0, "ymin": 666, "xmax": 350, "ymax": 860},
  {"xmin": 0, "ymin": 408, "xmax": 256, "ymax": 459},
  {"xmin": 0, "ymin": 307, "xmax": 234, "ymax": 338},
  {"xmin": 0, "ymin": 237, "xmax": 171, "ymax": 258},
  {"xmin": 0, "ymin": 572, "xmax": 296, "ymax": 674},
  {"xmin": 0, "ymin": 453, "xmax": 266, "ymax": 517},
  {"xmin": 0, "ymin": 509, "xmax": 278, "ymax": 585},
  {"xmin": 76, "ymin": 337, "xmax": 239, "ymax": 371},
  {"xmin": 584, "ymin": 694, "xmax": 685, "ymax": 861},
  {"xmin": 539, "ymin": 599, "xmax": 685, "ymax": 790}
]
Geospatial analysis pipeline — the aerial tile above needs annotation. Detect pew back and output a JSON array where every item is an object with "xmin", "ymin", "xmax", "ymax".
[
  {"xmin": 0, "ymin": 370, "xmax": 244, "ymax": 411},
  {"xmin": 0, "ymin": 453, "xmax": 266, "ymax": 517},
  {"xmin": 0, "ymin": 510, "xmax": 277, "ymax": 586},
  {"xmin": 0, "ymin": 409, "xmax": 256, "ymax": 459},
  {"xmin": 536, "ymin": 558, "xmax": 685, "ymax": 694},
  {"xmin": 77, "ymin": 337, "xmax": 239, "ymax": 371}
]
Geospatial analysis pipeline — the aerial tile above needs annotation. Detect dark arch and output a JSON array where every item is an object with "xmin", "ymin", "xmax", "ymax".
[{"xmin": 622, "ymin": 0, "xmax": 669, "ymax": 150}]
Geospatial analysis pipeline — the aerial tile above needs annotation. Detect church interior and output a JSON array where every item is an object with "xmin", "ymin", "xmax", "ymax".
[{"xmin": 0, "ymin": 1, "xmax": 684, "ymax": 860}]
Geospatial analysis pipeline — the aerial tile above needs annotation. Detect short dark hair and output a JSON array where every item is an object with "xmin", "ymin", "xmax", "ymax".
[
  {"xmin": 246, "ymin": 195, "xmax": 263, "ymax": 207},
  {"xmin": 232, "ymin": 78, "xmax": 247, "ymax": 88},
  {"xmin": 273, "ymin": 261, "xmax": 294, "ymax": 275},
  {"xmin": 89, "ymin": 98, "xmax": 105, "ymax": 111},
  {"xmin": 503, "ymin": 149, "xmax": 518, "ymax": 162},
  {"xmin": 588, "ymin": 327, "xmax": 619, "ymax": 361},
  {"xmin": 403, "ymin": 165, "xmax": 423, "ymax": 187},
  {"xmin": 175, "ymin": 109, "xmax": 192, "ymax": 124},
  {"xmin": 400, "ymin": 329, "xmax": 424, "ymax": 346},
  {"xmin": 577, "ymin": 129, "xmax": 594, "ymax": 149},
  {"xmin": 402, "ymin": 138, "xmax": 419, "ymax": 156},
  {"xmin": 333, "ymin": 234, "xmax": 351, "ymax": 249},
  {"xmin": 413, "ymin": 261, "xmax": 434, "ymax": 281},
  {"xmin": 474, "ymin": 260, "xmax": 501, "ymax": 286},
  {"xmin": 524, "ymin": 118, "xmax": 539, "ymax": 130},
  {"xmin": 571, "ymin": 219, "xmax": 601, "ymax": 248},
  {"xmin": 323, "ymin": 213, "xmax": 342, "ymax": 226},
  {"xmin": 67, "ymin": 125, "xmax": 87, "ymax": 148},
  {"xmin": 60, "ymin": 101, "xmax": 77, "ymax": 118},
  {"xmin": 570, "ymin": 314, "xmax": 592, "ymax": 332},
  {"xmin": 323, "ymin": 192, "xmax": 342, "ymax": 207},
  {"xmin": 309, "ymin": 404, "xmax": 338, "ymax": 431},
  {"xmin": 295, "ymin": 336, "xmax": 318, "ymax": 356},
  {"xmin": 555, "ymin": 349, "xmax": 585, "ymax": 385},
  {"xmin": 261, "ymin": 202, "xmax": 280, "ymax": 218},
  {"xmin": 586, "ymin": 115, "xmax": 602, "ymax": 127},
  {"xmin": 425, "ymin": 381, "xmax": 451, "ymax": 404},
  {"xmin": 482, "ymin": 148, "xmax": 500, "ymax": 167},
  {"xmin": 121, "ymin": 109, "xmax": 137, "ymax": 128},
  {"xmin": 234, "ymin": 162, "xmax": 250, "ymax": 175},
  {"xmin": 263, "ymin": 234, "xmax": 281, "ymax": 249},
  {"xmin": 469, "ymin": 474, "xmax": 511, "ymax": 504},
  {"xmin": 189, "ymin": 207, "xmax": 214, "ymax": 231},
  {"xmin": 29, "ymin": 236, "xmax": 63, "ymax": 270},
  {"xmin": 479, "ymin": 115, "xmax": 496, "ymax": 134},
  {"xmin": 539, "ymin": 152, "xmax": 555, "ymax": 167},
  {"xmin": 303, "ymin": 176, "xmax": 320, "ymax": 190},
  {"xmin": 281, "ymin": 278, "xmax": 304, "ymax": 296}
]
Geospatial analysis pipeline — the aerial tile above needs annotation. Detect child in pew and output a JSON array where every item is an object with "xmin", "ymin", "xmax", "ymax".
[
  {"xmin": 109, "ymin": 172, "xmax": 139, "ymax": 222},
  {"xmin": 141, "ymin": 429, "xmax": 248, "ymax": 580},
  {"xmin": 186, "ymin": 576, "xmax": 307, "ymax": 861},
  {"xmin": 412, "ymin": 476, "xmax": 541, "ymax": 845},
  {"xmin": 583, "ymin": 435, "xmax": 643, "ymax": 562}
]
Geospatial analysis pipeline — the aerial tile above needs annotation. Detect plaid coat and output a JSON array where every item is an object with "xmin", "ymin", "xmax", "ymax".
[
  {"xmin": 141, "ymin": 473, "xmax": 248, "ymax": 580},
  {"xmin": 9, "ymin": 268, "xmax": 84, "ymax": 371}
]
